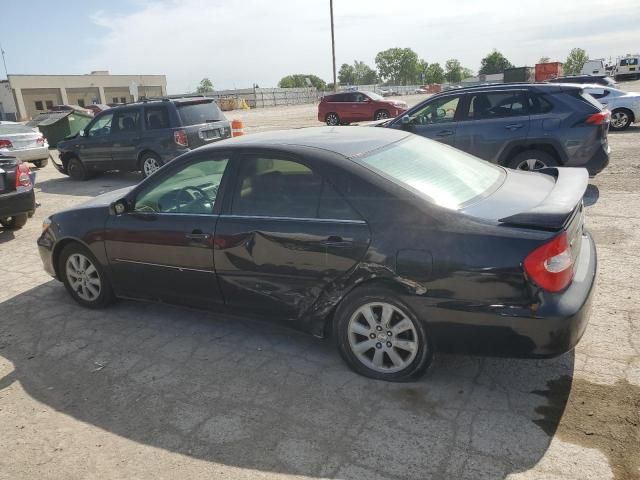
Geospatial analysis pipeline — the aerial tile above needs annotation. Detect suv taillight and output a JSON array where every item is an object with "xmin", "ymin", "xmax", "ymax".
[
  {"xmin": 586, "ymin": 111, "xmax": 610, "ymax": 125},
  {"xmin": 16, "ymin": 162, "xmax": 32, "ymax": 188},
  {"xmin": 174, "ymin": 129, "xmax": 188, "ymax": 147},
  {"xmin": 36, "ymin": 136, "xmax": 45, "ymax": 146},
  {"xmin": 523, "ymin": 232, "xmax": 575, "ymax": 293},
  {"xmin": 0, "ymin": 139, "xmax": 12, "ymax": 148}
]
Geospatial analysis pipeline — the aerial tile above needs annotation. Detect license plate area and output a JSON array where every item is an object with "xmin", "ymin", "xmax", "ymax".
[{"xmin": 200, "ymin": 128, "xmax": 221, "ymax": 141}]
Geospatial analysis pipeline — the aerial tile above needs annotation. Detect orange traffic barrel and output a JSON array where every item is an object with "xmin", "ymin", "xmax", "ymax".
[{"xmin": 231, "ymin": 119, "xmax": 244, "ymax": 137}]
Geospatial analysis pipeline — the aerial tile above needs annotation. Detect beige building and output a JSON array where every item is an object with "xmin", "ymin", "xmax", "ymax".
[{"xmin": 3, "ymin": 71, "xmax": 167, "ymax": 121}]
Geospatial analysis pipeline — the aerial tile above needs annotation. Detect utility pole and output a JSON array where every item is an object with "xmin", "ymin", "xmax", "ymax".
[
  {"xmin": 330, "ymin": 0, "xmax": 337, "ymax": 91},
  {"xmin": 0, "ymin": 40, "xmax": 8, "ymax": 79}
]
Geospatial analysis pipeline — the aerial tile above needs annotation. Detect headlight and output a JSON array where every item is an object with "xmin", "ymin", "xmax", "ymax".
[{"xmin": 42, "ymin": 217, "xmax": 52, "ymax": 233}]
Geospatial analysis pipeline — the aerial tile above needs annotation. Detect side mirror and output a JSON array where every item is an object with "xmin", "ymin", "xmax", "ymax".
[
  {"xmin": 401, "ymin": 115, "xmax": 411, "ymax": 125},
  {"xmin": 436, "ymin": 108, "xmax": 447, "ymax": 118},
  {"xmin": 110, "ymin": 199, "xmax": 128, "ymax": 216},
  {"xmin": 78, "ymin": 129, "xmax": 85, "ymax": 137}
]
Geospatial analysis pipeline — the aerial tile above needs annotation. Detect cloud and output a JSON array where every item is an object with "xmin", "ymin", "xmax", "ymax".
[{"xmin": 81, "ymin": 0, "xmax": 640, "ymax": 93}]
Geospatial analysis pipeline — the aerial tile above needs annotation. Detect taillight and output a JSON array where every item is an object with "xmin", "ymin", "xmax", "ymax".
[
  {"xmin": 523, "ymin": 231, "xmax": 574, "ymax": 293},
  {"xmin": 586, "ymin": 111, "xmax": 610, "ymax": 125},
  {"xmin": 0, "ymin": 139, "xmax": 12, "ymax": 148},
  {"xmin": 174, "ymin": 129, "xmax": 188, "ymax": 147},
  {"xmin": 36, "ymin": 136, "xmax": 45, "ymax": 146},
  {"xmin": 15, "ymin": 162, "xmax": 32, "ymax": 188}
]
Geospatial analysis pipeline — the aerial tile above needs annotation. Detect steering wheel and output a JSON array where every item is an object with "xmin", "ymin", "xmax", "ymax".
[{"xmin": 177, "ymin": 186, "xmax": 213, "ymax": 212}]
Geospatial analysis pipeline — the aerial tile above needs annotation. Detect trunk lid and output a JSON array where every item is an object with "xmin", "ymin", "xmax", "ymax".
[{"xmin": 175, "ymin": 99, "xmax": 231, "ymax": 148}]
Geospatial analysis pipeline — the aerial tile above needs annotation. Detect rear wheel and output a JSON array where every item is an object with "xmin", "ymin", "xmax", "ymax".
[
  {"xmin": 374, "ymin": 109, "xmax": 390, "ymax": 120},
  {"xmin": 0, "ymin": 214, "xmax": 28, "ymax": 229},
  {"xmin": 325, "ymin": 112, "xmax": 340, "ymax": 126},
  {"xmin": 32, "ymin": 158, "xmax": 48, "ymax": 168},
  {"xmin": 508, "ymin": 150, "xmax": 558, "ymax": 171},
  {"xmin": 334, "ymin": 286, "xmax": 433, "ymax": 381},
  {"xmin": 58, "ymin": 243, "xmax": 114, "ymax": 308},
  {"xmin": 610, "ymin": 108, "xmax": 633, "ymax": 131},
  {"xmin": 140, "ymin": 152, "xmax": 162, "ymax": 177},
  {"xmin": 67, "ymin": 157, "xmax": 90, "ymax": 181}
]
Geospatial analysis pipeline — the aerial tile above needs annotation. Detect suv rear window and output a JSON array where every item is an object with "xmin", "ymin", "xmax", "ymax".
[{"xmin": 176, "ymin": 101, "xmax": 224, "ymax": 125}]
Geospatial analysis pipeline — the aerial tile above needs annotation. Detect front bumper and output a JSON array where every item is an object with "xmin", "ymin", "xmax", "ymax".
[
  {"xmin": 425, "ymin": 231, "xmax": 597, "ymax": 358},
  {"xmin": 0, "ymin": 146, "xmax": 49, "ymax": 162},
  {"xmin": 0, "ymin": 187, "xmax": 36, "ymax": 218}
]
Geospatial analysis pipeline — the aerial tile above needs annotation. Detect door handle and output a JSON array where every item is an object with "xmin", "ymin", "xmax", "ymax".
[
  {"xmin": 505, "ymin": 123, "xmax": 524, "ymax": 130},
  {"xmin": 321, "ymin": 235, "xmax": 352, "ymax": 247},
  {"xmin": 185, "ymin": 229, "xmax": 211, "ymax": 240},
  {"xmin": 435, "ymin": 130, "xmax": 454, "ymax": 137}
]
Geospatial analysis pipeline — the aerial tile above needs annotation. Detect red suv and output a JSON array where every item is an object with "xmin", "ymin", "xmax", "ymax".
[{"xmin": 318, "ymin": 90, "xmax": 408, "ymax": 125}]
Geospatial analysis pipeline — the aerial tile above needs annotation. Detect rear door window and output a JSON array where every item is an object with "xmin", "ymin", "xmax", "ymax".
[
  {"xmin": 466, "ymin": 92, "xmax": 528, "ymax": 119},
  {"xmin": 112, "ymin": 109, "xmax": 140, "ymax": 133},
  {"xmin": 145, "ymin": 106, "xmax": 170, "ymax": 130},
  {"xmin": 528, "ymin": 94, "xmax": 554, "ymax": 114},
  {"xmin": 176, "ymin": 101, "xmax": 224, "ymax": 125}
]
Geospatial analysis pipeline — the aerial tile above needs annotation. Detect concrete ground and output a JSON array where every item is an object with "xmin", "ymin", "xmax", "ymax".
[{"xmin": 0, "ymin": 84, "xmax": 639, "ymax": 480}]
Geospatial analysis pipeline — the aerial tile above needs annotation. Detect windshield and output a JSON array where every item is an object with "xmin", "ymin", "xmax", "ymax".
[
  {"xmin": 0, "ymin": 124, "xmax": 36, "ymax": 135},
  {"xmin": 176, "ymin": 101, "xmax": 224, "ymax": 125},
  {"xmin": 359, "ymin": 136, "xmax": 504, "ymax": 209},
  {"xmin": 363, "ymin": 91, "xmax": 384, "ymax": 101}
]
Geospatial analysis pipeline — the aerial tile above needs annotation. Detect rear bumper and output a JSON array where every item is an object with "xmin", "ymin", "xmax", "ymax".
[
  {"xmin": 0, "ymin": 187, "xmax": 36, "ymax": 218},
  {"xmin": 0, "ymin": 146, "xmax": 49, "ymax": 162},
  {"xmin": 584, "ymin": 144, "xmax": 610, "ymax": 176},
  {"xmin": 425, "ymin": 231, "xmax": 597, "ymax": 358}
]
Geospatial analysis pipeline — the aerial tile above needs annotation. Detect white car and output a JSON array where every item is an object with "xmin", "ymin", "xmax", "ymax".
[
  {"xmin": 0, "ymin": 122, "xmax": 49, "ymax": 167},
  {"xmin": 583, "ymin": 85, "xmax": 640, "ymax": 131}
]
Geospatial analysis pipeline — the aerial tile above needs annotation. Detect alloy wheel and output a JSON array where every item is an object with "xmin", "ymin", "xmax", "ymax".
[
  {"xmin": 347, "ymin": 302, "xmax": 419, "ymax": 373},
  {"xmin": 516, "ymin": 158, "xmax": 547, "ymax": 171},
  {"xmin": 375, "ymin": 111, "xmax": 389, "ymax": 120},
  {"xmin": 65, "ymin": 253, "xmax": 102, "ymax": 302},
  {"xmin": 326, "ymin": 113, "xmax": 339, "ymax": 126},
  {"xmin": 143, "ymin": 157, "xmax": 161, "ymax": 176},
  {"xmin": 611, "ymin": 111, "xmax": 630, "ymax": 130}
]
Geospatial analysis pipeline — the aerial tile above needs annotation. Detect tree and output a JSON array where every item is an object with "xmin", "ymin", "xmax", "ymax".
[
  {"xmin": 196, "ymin": 78, "xmax": 214, "ymax": 93},
  {"xmin": 479, "ymin": 49, "xmax": 514, "ymax": 75},
  {"xmin": 538, "ymin": 56, "xmax": 550, "ymax": 64},
  {"xmin": 278, "ymin": 74, "xmax": 327, "ymax": 90},
  {"xmin": 564, "ymin": 48, "xmax": 589, "ymax": 75},
  {"xmin": 445, "ymin": 59, "xmax": 463, "ymax": 83},
  {"xmin": 353, "ymin": 61, "xmax": 378, "ymax": 85},
  {"xmin": 424, "ymin": 63, "xmax": 445, "ymax": 84},
  {"xmin": 462, "ymin": 67, "xmax": 474, "ymax": 79},
  {"xmin": 375, "ymin": 48, "xmax": 420, "ymax": 85},
  {"xmin": 338, "ymin": 63, "xmax": 355, "ymax": 85}
]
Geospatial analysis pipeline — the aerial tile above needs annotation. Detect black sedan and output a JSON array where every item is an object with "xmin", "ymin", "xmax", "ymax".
[{"xmin": 38, "ymin": 127, "xmax": 596, "ymax": 381}]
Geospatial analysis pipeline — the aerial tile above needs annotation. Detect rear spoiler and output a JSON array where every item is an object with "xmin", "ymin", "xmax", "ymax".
[{"xmin": 499, "ymin": 168, "xmax": 588, "ymax": 230}]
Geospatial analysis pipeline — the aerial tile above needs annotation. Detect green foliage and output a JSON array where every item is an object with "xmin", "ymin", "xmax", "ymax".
[
  {"xmin": 445, "ymin": 59, "xmax": 463, "ymax": 83},
  {"xmin": 462, "ymin": 68, "xmax": 474, "ymax": 79},
  {"xmin": 538, "ymin": 56, "xmax": 551, "ymax": 64},
  {"xmin": 338, "ymin": 63, "xmax": 355, "ymax": 85},
  {"xmin": 195, "ymin": 78, "xmax": 214, "ymax": 93},
  {"xmin": 278, "ymin": 74, "xmax": 327, "ymax": 90},
  {"xmin": 479, "ymin": 50, "xmax": 514, "ymax": 75},
  {"xmin": 353, "ymin": 60, "xmax": 378, "ymax": 85},
  {"xmin": 375, "ymin": 48, "xmax": 420, "ymax": 85},
  {"xmin": 564, "ymin": 48, "xmax": 589, "ymax": 75},
  {"xmin": 424, "ymin": 63, "xmax": 445, "ymax": 84}
]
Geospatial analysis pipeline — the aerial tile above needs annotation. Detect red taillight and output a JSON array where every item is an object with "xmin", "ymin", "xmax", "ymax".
[
  {"xmin": 36, "ymin": 136, "xmax": 45, "ymax": 146},
  {"xmin": 174, "ymin": 129, "xmax": 188, "ymax": 147},
  {"xmin": 15, "ymin": 162, "xmax": 32, "ymax": 188},
  {"xmin": 0, "ymin": 139, "xmax": 12, "ymax": 148},
  {"xmin": 523, "ymin": 231, "xmax": 574, "ymax": 293},
  {"xmin": 586, "ymin": 111, "xmax": 610, "ymax": 125}
]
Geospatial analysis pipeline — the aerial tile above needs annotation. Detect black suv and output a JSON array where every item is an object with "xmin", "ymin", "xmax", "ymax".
[
  {"xmin": 54, "ymin": 97, "xmax": 231, "ymax": 180},
  {"xmin": 379, "ymin": 83, "xmax": 610, "ymax": 175}
]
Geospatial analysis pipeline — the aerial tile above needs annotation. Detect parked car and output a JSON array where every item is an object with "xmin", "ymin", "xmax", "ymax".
[
  {"xmin": 377, "ymin": 83, "xmax": 610, "ymax": 175},
  {"xmin": 583, "ymin": 85, "xmax": 640, "ymax": 131},
  {"xmin": 54, "ymin": 97, "xmax": 231, "ymax": 180},
  {"xmin": 84, "ymin": 104, "xmax": 110, "ymax": 115},
  {"xmin": 38, "ymin": 127, "xmax": 596, "ymax": 381},
  {"xmin": 549, "ymin": 75, "xmax": 616, "ymax": 87},
  {"xmin": 378, "ymin": 87, "xmax": 398, "ymax": 97},
  {"xmin": 0, "ymin": 155, "xmax": 35, "ymax": 229},
  {"xmin": 318, "ymin": 91, "xmax": 408, "ymax": 125},
  {"xmin": 0, "ymin": 122, "xmax": 50, "ymax": 168}
]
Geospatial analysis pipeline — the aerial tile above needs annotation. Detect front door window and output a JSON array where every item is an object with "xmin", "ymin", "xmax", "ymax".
[
  {"xmin": 409, "ymin": 96, "xmax": 460, "ymax": 125},
  {"xmin": 87, "ymin": 112, "xmax": 114, "ymax": 138}
]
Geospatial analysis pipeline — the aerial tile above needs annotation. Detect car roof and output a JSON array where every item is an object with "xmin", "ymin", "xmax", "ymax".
[
  {"xmin": 430, "ymin": 82, "xmax": 579, "ymax": 98},
  {"xmin": 209, "ymin": 126, "xmax": 411, "ymax": 158}
]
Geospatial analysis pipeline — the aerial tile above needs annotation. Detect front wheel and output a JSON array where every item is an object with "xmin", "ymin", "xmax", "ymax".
[
  {"xmin": 325, "ymin": 112, "xmax": 340, "ymax": 126},
  {"xmin": 374, "ymin": 110, "xmax": 390, "ymax": 120},
  {"xmin": 610, "ymin": 109, "xmax": 632, "ymax": 131},
  {"xmin": 507, "ymin": 150, "xmax": 558, "ymax": 171},
  {"xmin": 59, "ymin": 243, "xmax": 114, "ymax": 308},
  {"xmin": 0, "ymin": 214, "xmax": 28, "ymax": 229},
  {"xmin": 334, "ymin": 286, "xmax": 433, "ymax": 381},
  {"xmin": 67, "ymin": 157, "xmax": 90, "ymax": 181}
]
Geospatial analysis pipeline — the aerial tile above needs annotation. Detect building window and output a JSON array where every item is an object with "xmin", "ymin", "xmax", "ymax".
[
  {"xmin": 35, "ymin": 101, "xmax": 44, "ymax": 111},
  {"xmin": 120, "ymin": 97, "xmax": 127, "ymax": 104},
  {"xmin": 45, "ymin": 100, "xmax": 54, "ymax": 110},
  {"xmin": 112, "ymin": 97, "xmax": 119, "ymax": 104},
  {"xmin": 77, "ymin": 99, "xmax": 85, "ymax": 107}
]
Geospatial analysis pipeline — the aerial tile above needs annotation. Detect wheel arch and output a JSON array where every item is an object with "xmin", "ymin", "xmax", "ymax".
[
  {"xmin": 612, "ymin": 106, "xmax": 635, "ymax": 123},
  {"xmin": 51, "ymin": 237, "xmax": 96, "ymax": 280},
  {"xmin": 498, "ymin": 140, "xmax": 565, "ymax": 166},
  {"xmin": 137, "ymin": 149, "xmax": 160, "ymax": 167}
]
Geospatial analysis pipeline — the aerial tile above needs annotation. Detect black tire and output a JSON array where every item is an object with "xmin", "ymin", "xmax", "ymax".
[
  {"xmin": 58, "ymin": 242, "xmax": 114, "ymax": 309},
  {"xmin": 507, "ymin": 150, "xmax": 558, "ymax": 172},
  {"xmin": 140, "ymin": 152, "xmax": 163, "ymax": 178},
  {"xmin": 0, "ymin": 214, "xmax": 28, "ymax": 229},
  {"xmin": 333, "ymin": 285, "xmax": 433, "ymax": 381},
  {"xmin": 325, "ymin": 112, "xmax": 340, "ymax": 126},
  {"xmin": 67, "ymin": 157, "xmax": 90, "ymax": 181},
  {"xmin": 374, "ymin": 109, "xmax": 390, "ymax": 120},
  {"xmin": 32, "ymin": 158, "xmax": 48, "ymax": 169},
  {"xmin": 610, "ymin": 108, "xmax": 633, "ymax": 131}
]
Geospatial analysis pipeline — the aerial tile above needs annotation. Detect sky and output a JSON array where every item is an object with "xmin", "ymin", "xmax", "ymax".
[{"xmin": 1, "ymin": 0, "xmax": 639, "ymax": 94}]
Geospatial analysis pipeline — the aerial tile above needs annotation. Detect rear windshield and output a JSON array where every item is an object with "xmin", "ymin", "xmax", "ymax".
[
  {"xmin": 0, "ymin": 124, "xmax": 36, "ymax": 135},
  {"xmin": 176, "ymin": 101, "xmax": 224, "ymax": 125},
  {"xmin": 359, "ymin": 136, "xmax": 504, "ymax": 209}
]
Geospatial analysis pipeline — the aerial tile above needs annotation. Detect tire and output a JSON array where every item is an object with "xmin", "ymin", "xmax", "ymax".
[
  {"xmin": 334, "ymin": 285, "xmax": 433, "ymax": 381},
  {"xmin": 325, "ymin": 112, "xmax": 340, "ymax": 126},
  {"xmin": 0, "ymin": 214, "xmax": 28, "ymax": 229},
  {"xmin": 67, "ymin": 157, "xmax": 90, "ymax": 181},
  {"xmin": 507, "ymin": 150, "xmax": 558, "ymax": 172},
  {"xmin": 32, "ymin": 158, "xmax": 48, "ymax": 168},
  {"xmin": 58, "ymin": 242, "xmax": 114, "ymax": 309},
  {"xmin": 610, "ymin": 108, "xmax": 633, "ymax": 131},
  {"xmin": 374, "ymin": 109, "xmax": 390, "ymax": 121},
  {"xmin": 140, "ymin": 152, "xmax": 162, "ymax": 178}
]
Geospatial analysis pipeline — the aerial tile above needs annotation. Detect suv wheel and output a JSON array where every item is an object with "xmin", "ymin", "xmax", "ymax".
[
  {"xmin": 374, "ymin": 109, "xmax": 390, "ymax": 120},
  {"xmin": 59, "ymin": 243, "xmax": 114, "ymax": 309},
  {"xmin": 610, "ymin": 108, "xmax": 633, "ymax": 131},
  {"xmin": 508, "ymin": 150, "xmax": 558, "ymax": 171},
  {"xmin": 67, "ymin": 157, "xmax": 90, "ymax": 181},
  {"xmin": 140, "ymin": 152, "xmax": 162, "ymax": 178},
  {"xmin": 334, "ymin": 286, "xmax": 433, "ymax": 381},
  {"xmin": 0, "ymin": 214, "xmax": 28, "ymax": 229},
  {"xmin": 325, "ymin": 112, "xmax": 340, "ymax": 126}
]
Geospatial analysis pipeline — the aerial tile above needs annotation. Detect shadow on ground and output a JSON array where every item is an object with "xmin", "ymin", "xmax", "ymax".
[
  {"xmin": 0, "ymin": 282, "xmax": 577, "ymax": 479},
  {"xmin": 36, "ymin": 171, "xmax": 141, "ymax": 197}
]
